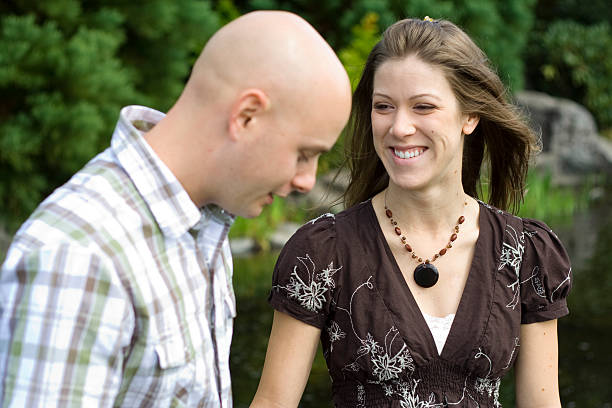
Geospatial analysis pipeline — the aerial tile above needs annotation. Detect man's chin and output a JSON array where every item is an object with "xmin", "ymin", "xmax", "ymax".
[
  {"xmin": 232, "ymin": 195, "xmax": 275, "ymax": 219},
  {"xmin": 236, "ymin": 204, "xmax": 265, "ymax": 219}
]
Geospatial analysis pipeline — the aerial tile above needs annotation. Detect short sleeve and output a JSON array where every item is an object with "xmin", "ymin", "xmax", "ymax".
[
  {"xmin": 520, "ymin": 218, "xmax": 572, "ymax": 324},
  {"xmin": 268, "ymin": 214, "xmax": 339, "ymax": 329}
]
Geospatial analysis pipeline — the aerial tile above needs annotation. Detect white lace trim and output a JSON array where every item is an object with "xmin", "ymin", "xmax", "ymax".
[{"xmin": 422, "ymin": 312, "xmax": 455, "ymax": 355}]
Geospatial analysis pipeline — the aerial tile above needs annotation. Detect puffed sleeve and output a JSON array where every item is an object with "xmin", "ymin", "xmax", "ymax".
[
  {"xmin": 268, "ymin": 214, "xmax": 339, "ymax": 329},
  {"xmin": 520, "ymin": 218, "xmax": 572, "ymax": 324}
]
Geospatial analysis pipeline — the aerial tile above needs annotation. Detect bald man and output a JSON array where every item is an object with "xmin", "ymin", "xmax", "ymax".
[{"xmin": 0, "ymin": 11, "xmax": 351, "ymax": 408}]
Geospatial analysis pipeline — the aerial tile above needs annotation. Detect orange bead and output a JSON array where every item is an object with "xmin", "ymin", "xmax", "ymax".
[
  {"xmin": 450, "ymin": 233, "xmax": 458, "ymax": 241},
  {"xmin": 439, "ymin": 248, "xmax": 447, "ymax": 256}
]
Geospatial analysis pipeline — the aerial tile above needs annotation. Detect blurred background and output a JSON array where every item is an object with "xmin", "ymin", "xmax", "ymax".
[{"xmin": 1, "ymin": 0, "xmax": 611, "ymax": 406}]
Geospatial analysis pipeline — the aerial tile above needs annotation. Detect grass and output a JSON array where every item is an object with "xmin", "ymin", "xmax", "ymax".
[{"xmin": 483, "ymin": 169, "xmax": 591, "ymax": 225}]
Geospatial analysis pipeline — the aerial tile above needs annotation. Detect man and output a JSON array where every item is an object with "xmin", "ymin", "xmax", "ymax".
[{"xmin": 0, "ymin": 10, "xmax": 351, "ymax": 407}]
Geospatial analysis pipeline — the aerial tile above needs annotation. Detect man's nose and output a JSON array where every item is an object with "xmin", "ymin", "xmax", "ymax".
[{"xmin": 291, "ymin": 161, "xmax": 318, "ymax": 194}]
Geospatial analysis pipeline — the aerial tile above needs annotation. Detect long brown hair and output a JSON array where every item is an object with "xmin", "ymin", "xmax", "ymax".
[{"xmin": 343, "ymin": 18, "xmax": 538, "ymax": 213}]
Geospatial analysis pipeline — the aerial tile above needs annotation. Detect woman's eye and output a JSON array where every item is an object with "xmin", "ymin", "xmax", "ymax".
[
  {"xmin": 373, "ymin": 103, "xmax": 392, "ymax": 110},
  {"xmin": 415, "ymin": 104, "xmax": 435, "ymax": 111}
]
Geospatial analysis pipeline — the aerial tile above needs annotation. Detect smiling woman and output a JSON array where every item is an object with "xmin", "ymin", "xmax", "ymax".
[{"xmin": 251, "ymin": 17, "xmax": 571, "ymax": 408}]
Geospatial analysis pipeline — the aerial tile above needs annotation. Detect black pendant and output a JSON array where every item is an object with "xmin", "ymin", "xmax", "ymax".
[{"xmin": 414, "ymin": 263, "xmax": 439, "ymax": 288}]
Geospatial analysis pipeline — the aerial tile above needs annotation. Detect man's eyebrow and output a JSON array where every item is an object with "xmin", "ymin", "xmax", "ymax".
[
  {"xmin": 312, "ymin": 148, "xmax": 330, "ymax": 156},
  {"xmin": 304, "ymin": 146, "xmax": 331, "ymax": 156}
]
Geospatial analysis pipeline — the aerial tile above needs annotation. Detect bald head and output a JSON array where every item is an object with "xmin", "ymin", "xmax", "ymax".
[{"xmin": 184, "ymin": 10, "xmax": 350, "ymax": 115}]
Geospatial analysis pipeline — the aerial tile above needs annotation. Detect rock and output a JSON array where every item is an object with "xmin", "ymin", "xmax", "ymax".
[
  {"xmin": 269, "ymin": 222, "xmax": 302, "ymax": 250},
  {"xmin": 288, "ymin": 168, "xmax": 349, "ymax": 214},
  {"xmin": 230, "ymin": 237, "xmax": 259, "ymax": 257},
  {"xmin": 515, "ymin": 91, "xmax": 612, "ymax": 184}
]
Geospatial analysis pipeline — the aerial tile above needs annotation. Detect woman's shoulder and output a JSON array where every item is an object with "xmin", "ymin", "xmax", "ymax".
[
  {"xmin": 477, "ymin": 200, "xmax": 563, "ymax": 239},
  {"xmin": 477, "ymin": 201, "xmax": 572, "ymax": 322},
  {"xmin": 289, "ymin": 200, "xmax": 372, "ymax": 241},
  {"xmin": 268, "ymin": 205, "xmax": 372, "ymax": 327}
]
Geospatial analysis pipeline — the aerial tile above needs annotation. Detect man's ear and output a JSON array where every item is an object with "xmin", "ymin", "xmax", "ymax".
[
  {"xmin": 228, "ymin": 89, "xmax": 270, "ymax": 140},
  {"xmin": 462, "ymin": 114, "xmax": 480, "ymax": 135}
]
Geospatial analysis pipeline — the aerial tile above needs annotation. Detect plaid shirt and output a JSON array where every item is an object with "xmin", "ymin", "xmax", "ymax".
[{"xmin": 0, "ymin": 106, "xmax": 236, "ymax": 407}]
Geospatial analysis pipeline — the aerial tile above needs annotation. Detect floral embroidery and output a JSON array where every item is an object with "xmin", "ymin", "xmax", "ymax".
[
  {"xmin": 327, "ymin": 321, "xmax": 346, "ymax": 353},
  {"xmin": 499, "ymin": 224, "xmax": 526, "ymax": 309},
  {"xmin": 397, "ymin": 379, "xmax": 437, "ymax": 408},
  {"xmin": 370, "ymin": 328, "xmax": 415, "ymax": 381},
  {"xmin": 503, "ymin": 337, "xmax": 520, "ymax": 369},
  {"xmin": 530, "ymin": 266, "xmax": 546, "ymax": 298},
  {"xmin": 336, "ymin": 278, "xmax": 415, "ymax": 385},
  {"xmin": 474, "ymin": 348, "xmax": 502, "ymax": 407},
  {"xmin": 319, "ymin": 261, "xmax": 341, "ymax": 288},
  {"xmin": 273, "ymin": 254, "xmax": 341, "ymax": 313},
  {"xmin": 357, "ymin": 384, "xmax": 365, "ymax": 407},
  {"xmin": 551, "ymin": 267, "xmax": 572, "ymax": 302}
]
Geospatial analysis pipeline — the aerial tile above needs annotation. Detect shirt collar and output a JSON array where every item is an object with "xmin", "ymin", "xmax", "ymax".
[{"xmin": 111, "ymin": 105, "xmax": 234, "ymax": 238}]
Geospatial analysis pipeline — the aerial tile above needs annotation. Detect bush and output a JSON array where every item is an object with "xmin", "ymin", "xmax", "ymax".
[
  {"xmin": 527, "ymin": 20, "xmax": 612, "ymax": 130},
  {"xmin": 0, "ymin": 0, "xmax": 219, "ymax": 231},
  {"xmin": 226, "ymin": 0, "xmax": 537, "ymax": 90}
]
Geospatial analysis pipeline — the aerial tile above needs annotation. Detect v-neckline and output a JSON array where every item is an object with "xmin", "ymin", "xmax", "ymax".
[{"xmin": 367, "ymin": 199, "xmax": 485, "ymax": 360}]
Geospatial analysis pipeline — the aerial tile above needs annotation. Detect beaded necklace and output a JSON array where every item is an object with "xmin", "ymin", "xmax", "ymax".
[{"xmin": 383, "ymin": 191, "xmax": 467, "ymax": 288}]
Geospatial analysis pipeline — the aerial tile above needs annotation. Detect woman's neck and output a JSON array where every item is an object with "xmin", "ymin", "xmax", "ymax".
[{"xmin": 379, "ymin": 184, "xmax": 470, "ymax": 236}]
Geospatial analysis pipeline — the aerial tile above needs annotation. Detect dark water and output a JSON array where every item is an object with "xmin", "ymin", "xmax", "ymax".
[{"xmin": 230, "ymin": 196, "xmax": 612, "ymax": 407}]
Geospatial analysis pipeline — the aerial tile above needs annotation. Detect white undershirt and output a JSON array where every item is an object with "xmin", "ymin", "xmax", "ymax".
[{"xmin": 422, "ymin": 312, "xmax": 455, "ymax": 355}]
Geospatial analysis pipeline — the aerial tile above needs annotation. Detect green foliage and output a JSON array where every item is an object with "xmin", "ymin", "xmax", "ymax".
[
  {"xmin": 527, "ymin": 20, "xmax": 612, "ymax": 129},
  {"xmin": 534, "ymin": 0, "xmax": 612, "ymax": 26},
  {"xmin": 230, "ymin": 0, "xmax": 396, "ymax": 49},
  {"xmin": 479, "ymin": 170, "xmax": 589, "ymax": 225},
  {"xmin": 527, "ymin": 0, "xmax": 612, "ymax": 130},
  {"xmin": 216, "ymin": 0, "xmax": 242, "ymax": 24},
  {"xmin": 518, "ymin": 170, "xmax": 590, "ymax": 224},
  {"xmin": 0, "ymin": 0, "xmax": 219, "ymax": 231},
  {"xmin": 231, "ymin": 251, "xmax": 333, "ymax": 407},
  {"xmin": 400, "ymin": 0, "xmax": 537, "ymax": 90},
  {"xmin": 316, "ymin": 12, "xmax": 382, "ymax": 175},
  {"xmin": 225, "ymin": 0, "xmax": 536, "ymax": 90},
  {"xmin": 229, "ymin": 198, "xmax": 306, "ymax": 250},
  {"xmin": 338, "ymin": 12, "xmax": 381, "ymax": 90}
]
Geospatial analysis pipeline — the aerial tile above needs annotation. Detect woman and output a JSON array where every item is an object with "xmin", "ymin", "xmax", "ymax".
[{"xmin": 251, "ymin": 17, "xmax": 571, "ymax": 407}]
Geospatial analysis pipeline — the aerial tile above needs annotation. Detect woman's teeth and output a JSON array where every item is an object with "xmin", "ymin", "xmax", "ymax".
[{"xmin": 394, "ymin": 148, "xmax": 424, "ymax": 159}]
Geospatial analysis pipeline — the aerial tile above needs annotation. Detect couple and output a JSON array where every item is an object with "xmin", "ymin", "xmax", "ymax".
[{"xmin": 0, "ymin": 10, "xmax": 571, "ymax": 408}]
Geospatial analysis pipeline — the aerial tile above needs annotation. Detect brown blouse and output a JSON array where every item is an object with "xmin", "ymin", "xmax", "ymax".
[{"xmin": 268, "ymin": 200, "xmax": 571, "ymax": 407}]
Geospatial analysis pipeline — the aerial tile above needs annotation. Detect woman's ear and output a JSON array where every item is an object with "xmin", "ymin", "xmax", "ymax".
[
  {"xmin": 462, "ymin": 114, "xmax": 480, "ymax": 135},
  {"xmin": 228, "ymin": 89, "xmax": 270, "ymax": 140}
]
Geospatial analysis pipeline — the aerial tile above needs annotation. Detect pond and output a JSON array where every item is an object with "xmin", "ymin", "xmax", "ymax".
[{"xmin": 230, "ymin": 192, "xmax": 612, "ymax": 407}]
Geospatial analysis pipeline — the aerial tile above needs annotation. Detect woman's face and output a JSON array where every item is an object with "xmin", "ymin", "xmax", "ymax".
[{"xmin": 371, "ymin": 54, "xmax": 478, "ymax": 193}]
